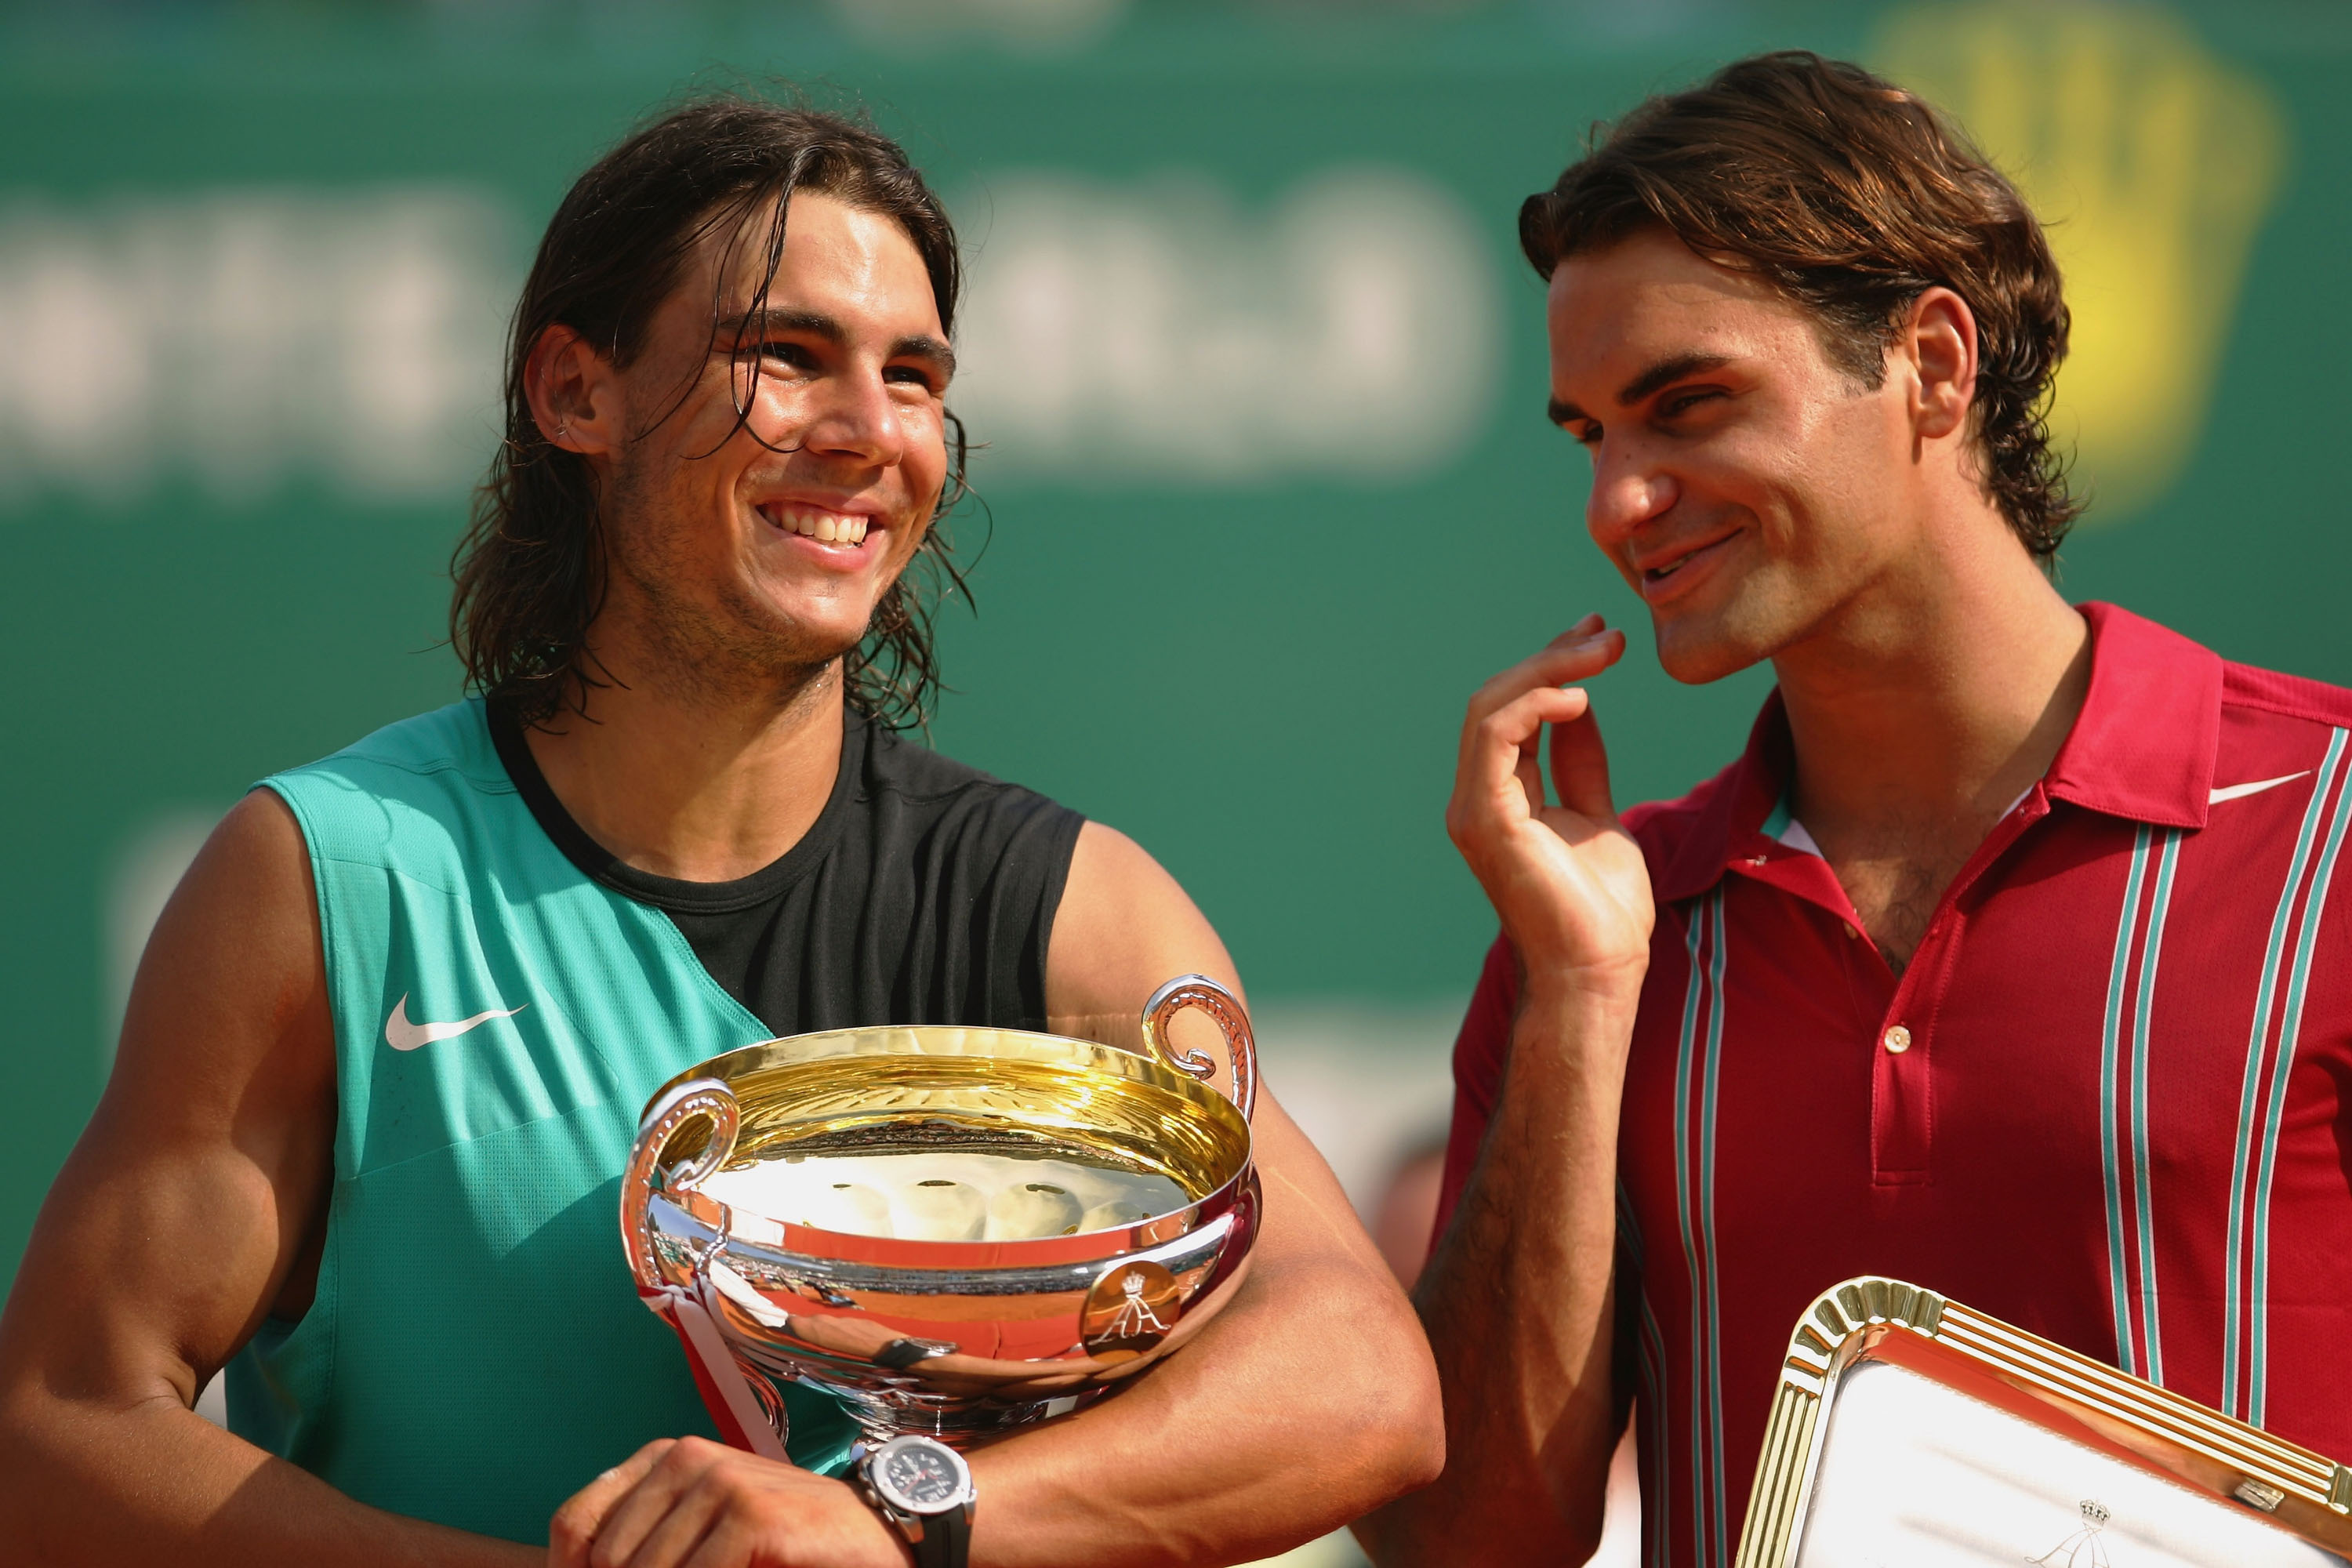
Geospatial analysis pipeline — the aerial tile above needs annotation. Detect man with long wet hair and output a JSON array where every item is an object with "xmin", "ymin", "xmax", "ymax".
[
  {"xmin": 1367, "ymin": 51, "xmax": 2352, "ymax": 1566},
  {"xmin": 0, "ymin": 96, "xmax": 1440, "ymax": 1566}
]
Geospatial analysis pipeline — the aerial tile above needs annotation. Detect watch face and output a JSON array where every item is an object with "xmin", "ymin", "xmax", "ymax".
[{"xmin": 876, "ymin": 1439, "xmax": 966, "ymax": 1512}]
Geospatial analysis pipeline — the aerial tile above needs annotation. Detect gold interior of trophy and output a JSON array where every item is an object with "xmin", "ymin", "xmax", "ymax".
[{"xmin": 652, "ymin": 1026, "xmax": 1251, "ymax": 1234}]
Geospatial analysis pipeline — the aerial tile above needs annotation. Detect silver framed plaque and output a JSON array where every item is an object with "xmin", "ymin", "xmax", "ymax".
[{"xmin": 1735, "ymin": 1277, "xmax": 2352, "ymax": 1567}]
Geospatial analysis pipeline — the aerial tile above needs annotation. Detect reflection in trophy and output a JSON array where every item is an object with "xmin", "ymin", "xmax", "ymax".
[{"xmin": 619, "ymin": 975, "xmax": 1260, "ymax": 1451}]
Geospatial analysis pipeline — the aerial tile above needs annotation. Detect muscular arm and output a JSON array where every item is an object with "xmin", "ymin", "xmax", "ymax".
[
  {"xmin": 1358, "ymin": 619, "xmax": 1653, "ymax": 1565},
  {"xmin": 553, "ymin": 821, "xmax": 1444, "ymax": 1568},
  {"xmin": 960, "ymin": 822, "xmax": 1443, "ymax": 1564},
  {"xmin": 0, "ymin": 791, "xmax": 535, "ymax": 1567}
]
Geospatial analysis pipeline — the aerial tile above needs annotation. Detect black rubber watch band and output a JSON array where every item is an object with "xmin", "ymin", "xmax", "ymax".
[{"xmin": 913, "ymin": 1504, "xmax": 971, "ymax": 1568}]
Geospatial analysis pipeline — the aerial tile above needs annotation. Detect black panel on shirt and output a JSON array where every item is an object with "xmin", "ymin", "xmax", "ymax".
[{"xmin": 489, "ymin": 702, "xmax": 1087, "ymax": 1037}]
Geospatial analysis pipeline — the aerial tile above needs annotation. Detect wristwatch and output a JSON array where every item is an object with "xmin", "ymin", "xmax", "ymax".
[{"xmin": 855, "ymin": 1434, "xmax": 975, "ymax": 1568}]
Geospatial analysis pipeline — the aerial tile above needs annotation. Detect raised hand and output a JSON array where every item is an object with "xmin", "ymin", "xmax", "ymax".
[{"xmin": 1445, "ymin": 615, "xmax": 1654, "ymax": 998}]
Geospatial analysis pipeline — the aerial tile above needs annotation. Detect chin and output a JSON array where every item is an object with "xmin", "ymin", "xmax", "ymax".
[
  {"xmin": 1650, "ymin": 612, "xmax": 1773, "ymax": 687},
  {"xmin": 710, "ymin": 590, "xmax": 875, "ymax": 676}
]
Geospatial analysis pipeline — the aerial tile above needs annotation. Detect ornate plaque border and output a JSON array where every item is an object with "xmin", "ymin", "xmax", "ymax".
[{"xmin": 1734, "ymin": 1276, "xmax": 2352, "ymax": 1566}]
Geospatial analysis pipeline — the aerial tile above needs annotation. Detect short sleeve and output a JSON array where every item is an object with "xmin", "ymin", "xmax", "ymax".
[{"xmin": 1430, "ymin": 932, "xmax": 1521, "ymax": 1248}]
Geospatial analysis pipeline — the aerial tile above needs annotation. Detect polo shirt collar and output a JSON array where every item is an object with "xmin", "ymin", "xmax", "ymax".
[
  {"xmin": 1649, "ymin": 600, "xmax": 2223, "ymax": 903},
  {"xmin": 1653, "ymin": 694, "xmax": 1792, "ymax": 903},
  {"xmin": 2043, "ymin": 601, "xmax": 2222, "ymax": 831}
]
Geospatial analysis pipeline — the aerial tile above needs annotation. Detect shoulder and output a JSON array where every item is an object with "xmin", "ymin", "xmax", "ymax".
[
  {"xmin": 267, "ymin": 699, "xmax": 506, "ymax": 804},
  {"xmin": 858, "ymin": 722, "xmax": 1087, "ymax": 841},
  {"xmin": 2220, "ymin": 659, "xmax": 2352, "ymax": 732},
  {"xmin": 261, "ymin": 699, "xmax": 517, "ymax": 871},
  {"xmin": 1045, "ymin": 819, "xmax": 1240, "ymax": 1022},
  {"xmin": 125, "ymin": 787, "xmax": 325, "ymax": 1047},
  {"xmin": 2207, "ymin": 657, "xmax": 2352, "ymax": 802}
]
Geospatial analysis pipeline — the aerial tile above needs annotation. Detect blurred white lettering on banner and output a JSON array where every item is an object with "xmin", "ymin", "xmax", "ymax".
[
  {"xmin": 953, "ymin": 169, "xmax": 1499, "ymax": 483},
  {"xmin": 0, "ymin": 188, "xmax": 510, "ymax": 509}
]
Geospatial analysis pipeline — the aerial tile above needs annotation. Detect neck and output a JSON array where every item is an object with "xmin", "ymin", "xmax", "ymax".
[
  {"xmin": 522, "ymin": 612, "xmax": 848, "ymax": 884},
  {"xmin": 1775, "ymin": 510, "xmax": 2089, "ymax": 846}
]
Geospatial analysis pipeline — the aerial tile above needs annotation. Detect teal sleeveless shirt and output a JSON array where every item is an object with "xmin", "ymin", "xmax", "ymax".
[{"xmin": 229, "ymin": 699, "xmax": 858, "ymax": 1544}]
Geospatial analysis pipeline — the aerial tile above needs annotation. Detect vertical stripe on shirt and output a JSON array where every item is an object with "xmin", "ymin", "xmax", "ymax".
[
  {"xmin": 2249, "ymin": 735, "xmax": 2352, "ymax": 1425},
  {"xmin": 2225, "ymin": 725, "xmax": 2350, "ymax": 1419},
  {"xmin": 1700, "ymin": 891, "xmax": 1730, "ymax": 1562},
  {"xmin": 2099, "ymin": 825, "xmax": 2185, "ymax": 1384},
  {"xmin": 2131, "ymin": 828, "xmax": 2183, "ymax": 1388},
  {"xmin": 2100, "ymin": 826, "xmax": 2154, "ymax": 1376},
  {"xmin": 1671, "ymin": 891, "xmax": 1729, "ymax": 1566}
]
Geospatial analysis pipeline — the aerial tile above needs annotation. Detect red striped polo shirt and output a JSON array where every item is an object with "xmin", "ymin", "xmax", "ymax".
[{"xmin": 1435, "ymin": 602, "xmax": 2352, "ymax": 1568}]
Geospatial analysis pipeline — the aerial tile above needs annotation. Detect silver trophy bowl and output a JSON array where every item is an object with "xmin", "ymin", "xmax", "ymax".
[{"xmin": 620, "ymin": 975, "xmax": 1260, "ymax": 1450}]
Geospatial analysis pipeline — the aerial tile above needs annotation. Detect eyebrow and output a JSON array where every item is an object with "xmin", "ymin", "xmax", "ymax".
[
  {"xmin": 1548, "ymin": 351, "xmax": 1734, "ymax": 427},
  {"xmin": 720, "ymin": 306, "xmax": 958, "ymax": 381}
]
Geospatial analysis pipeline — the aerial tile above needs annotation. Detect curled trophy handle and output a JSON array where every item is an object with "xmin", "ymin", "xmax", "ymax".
[
  {"xmin": 1140, "ymin": 974, "xmax": 1258, "ymax": 1123},
  {"xmin": 622, "ymin": 1077, "xmax": 741, "ymax": 1290}
]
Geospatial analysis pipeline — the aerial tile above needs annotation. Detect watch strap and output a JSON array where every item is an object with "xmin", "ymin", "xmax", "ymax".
[{"xmin": 911, "ymin": 1501, "xmax": 971, "ymax": 1568}]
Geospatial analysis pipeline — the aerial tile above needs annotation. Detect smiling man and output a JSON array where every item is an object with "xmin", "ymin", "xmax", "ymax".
[
  {"xmin": 0, "ymin": 99, "xmax": 1439, "ymax": 1566},
  {"xmin": 1362, "ymin": 53, "xmax": 2352, "ymax": 1566}
]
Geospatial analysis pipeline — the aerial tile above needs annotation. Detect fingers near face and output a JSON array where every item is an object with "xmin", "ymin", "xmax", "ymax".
[
  {"xmin": 1468, "ymin": 626, "xmax": 1626, "ymax": 725},
  {"xmin": 1463, "ymin": 684, "xmax": 1596, "ymax": 786}
]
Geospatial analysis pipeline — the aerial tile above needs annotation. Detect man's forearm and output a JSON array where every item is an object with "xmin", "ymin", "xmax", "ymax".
[
  {"xmin": 0, "ymin": 1390, "xmax": 539, "ymax": 1567},
  {"xmin": 1359, "ymin": 982, "xmax": 1638, "ymax": 1566}
]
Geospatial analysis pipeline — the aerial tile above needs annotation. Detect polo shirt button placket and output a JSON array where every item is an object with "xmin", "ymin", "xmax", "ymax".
[{"xmin": 1872, "ymin": 1012, "xmax": 1931, "ymax": 1185}]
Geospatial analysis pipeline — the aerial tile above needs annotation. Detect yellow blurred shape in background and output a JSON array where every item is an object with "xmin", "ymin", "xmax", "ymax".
[{"xmin": 1876, "ymin": 2, "xmax": 2286, "ymax": 523}]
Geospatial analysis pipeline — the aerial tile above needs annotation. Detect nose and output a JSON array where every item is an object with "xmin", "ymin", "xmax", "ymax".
[
  {"xmin": 1584, "ymin": 437, "xmax": 1678, "ymax": 549},
  {"xmin": 794, "ymin": 361, "xmax": 908, "ymax": 470}
]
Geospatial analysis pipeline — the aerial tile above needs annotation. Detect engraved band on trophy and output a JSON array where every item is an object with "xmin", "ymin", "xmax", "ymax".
[{"xmin": 619, "ymin": 974, "xmax": 1261, "ymax": 1451}]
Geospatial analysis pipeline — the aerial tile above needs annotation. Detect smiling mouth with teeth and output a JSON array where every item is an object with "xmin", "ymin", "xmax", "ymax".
[
  {"xmin": 1642, "ymin": 530, "xmax": 1737, "ymax": 584},
  {"xmin": 762, "ymin": 504, "xmax": 873, "ymax": 546}
]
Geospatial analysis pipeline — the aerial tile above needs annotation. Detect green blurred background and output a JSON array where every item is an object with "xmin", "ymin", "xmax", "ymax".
[{"xmin": 1, "ymin": 0, "xmax": 2341, "ymax": 1283}]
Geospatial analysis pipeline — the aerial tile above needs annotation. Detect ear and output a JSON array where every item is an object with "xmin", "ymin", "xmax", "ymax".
[
  {"xmin": 523, "ymin": 324, "xmax": 622, "ymax": 458},
  {"xmin": 1899, "ymin": 286, "xmax": 1978, "ymax": 443}
]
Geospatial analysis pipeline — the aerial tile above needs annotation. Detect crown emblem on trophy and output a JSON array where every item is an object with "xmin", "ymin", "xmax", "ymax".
[{"xmin": 2029, "ymin": 1498, "xmax": 2114, "ymax": 1566}]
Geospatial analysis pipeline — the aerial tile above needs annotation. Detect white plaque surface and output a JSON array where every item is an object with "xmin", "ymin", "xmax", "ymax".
[{"xmin": 1794, "ymin": 1359, "xmax": 2347, "ymax": 1568}]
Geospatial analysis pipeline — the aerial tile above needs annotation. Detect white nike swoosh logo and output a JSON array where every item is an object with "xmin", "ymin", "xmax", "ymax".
[
  {"xmin": 383, "ymin": 993, "xmax": 526, "ymax": 1051},
  {"xmin": 2210, "ymin": 771, "xmax": 2311, "ymax": 805}
]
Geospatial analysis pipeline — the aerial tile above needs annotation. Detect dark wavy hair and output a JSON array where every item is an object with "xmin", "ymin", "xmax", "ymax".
[
  {"xmin": 451, "ymin": 93, "xmax": 971, "ymax": 729},
  {"xmin": 1519, "ymin": 51, "xmax": 2079, "ymax": 561}
]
